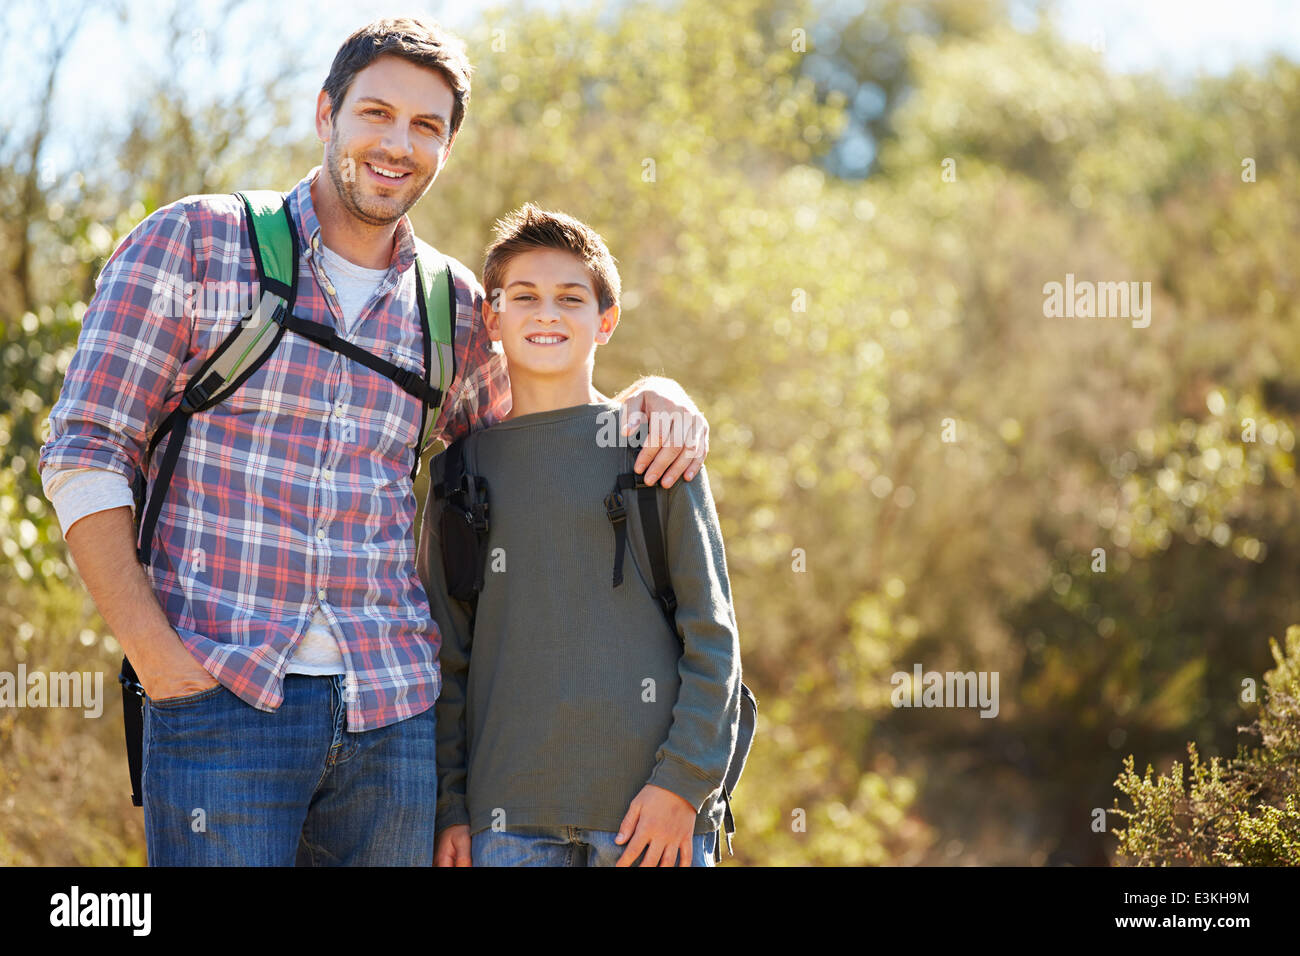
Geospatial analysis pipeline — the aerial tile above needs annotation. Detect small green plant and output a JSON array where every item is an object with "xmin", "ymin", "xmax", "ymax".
[{"xmin": 1111, "ymin": 626, "xmax": 1300, "ymax": 865}]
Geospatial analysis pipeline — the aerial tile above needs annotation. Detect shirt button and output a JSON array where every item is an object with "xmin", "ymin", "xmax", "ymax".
[
  {"xmin": 324, "ymin": 282, "xmax": 336, "ymax": 296},
  {"xmin": 321, "ymin": 469, "xmax": 333, "ymax": 480},
  {"xmin": 334, "ymin": 401, "xmax": 346, "ymax": 415},
  {"xmin": 317, "ymin": 588, "xmax": 327, "ymax": 602},
  {"xmin": 316, "ymin": 528, "xmax": 326, "ymax": 540}
]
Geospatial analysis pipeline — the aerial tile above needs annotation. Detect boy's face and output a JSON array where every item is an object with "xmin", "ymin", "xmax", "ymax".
[
  {"xmin": 315, "ymin": 54, "xmax": 457, "ymax": 226},
  {"xmin": 485, "ymin": 248, "xmax": 619, "ymax": 382}
]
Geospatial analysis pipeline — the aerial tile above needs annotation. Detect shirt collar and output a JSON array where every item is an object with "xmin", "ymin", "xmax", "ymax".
[{"xmin": 288, "ymin": 165, "xmax": 418, "ymax": 273}]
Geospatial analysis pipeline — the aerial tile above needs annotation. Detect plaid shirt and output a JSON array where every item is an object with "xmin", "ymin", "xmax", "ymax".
[{"xmin": 38, "ymin": 167, "xmax": 511, "ymax": 730}]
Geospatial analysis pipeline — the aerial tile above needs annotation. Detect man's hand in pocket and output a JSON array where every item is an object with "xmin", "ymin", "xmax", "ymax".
[{"xmin": 139, "ymin": 634, "xmax": 219, "ymax": 701}]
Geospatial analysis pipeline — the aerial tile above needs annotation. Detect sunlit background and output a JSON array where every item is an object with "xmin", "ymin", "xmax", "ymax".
[{"xmin": 4, "ymin": 0, "xmax": 1300, "ymax": 865}]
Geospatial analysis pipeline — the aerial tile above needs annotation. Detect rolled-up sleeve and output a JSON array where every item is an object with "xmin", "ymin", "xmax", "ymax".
[{"xmin": 38, "ymin": 201, "xmax": 197, "ymax": 486}]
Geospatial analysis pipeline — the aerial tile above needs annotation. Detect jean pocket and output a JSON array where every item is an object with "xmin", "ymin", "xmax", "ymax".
[{"xmin": 147, "ymin": 682, "xmax": 224, "ymax": 710}]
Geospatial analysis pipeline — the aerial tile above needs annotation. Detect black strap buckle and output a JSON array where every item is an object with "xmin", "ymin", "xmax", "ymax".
[
  {"xmin": 469, "ymin": 503, "xmax": 489, "ymax": 534},
  {"xmin": 393, "ymin": 366, "xmax": 420, "ymax": 394},
  {"xmin": 605, "ymin": 489, "xmax": 627, "ymax": 523},
  {"xmin": 179, "ymin": 379, "xmax": 213, "ymax": 414},
  {"xmin": 117, "ymin": 669, "xmax": 144, "ymax": 699},
  {"xmin": 456, "ymin": 476, "xmax": 488, "ymax": 533}
]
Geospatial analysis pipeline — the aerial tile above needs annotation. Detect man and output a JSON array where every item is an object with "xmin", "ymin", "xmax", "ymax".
[{"xmin": 37, "ymin": 17, "xmax": 709, "ymax": 866}]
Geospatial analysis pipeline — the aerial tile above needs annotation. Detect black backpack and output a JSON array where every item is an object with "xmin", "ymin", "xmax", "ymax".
[
  {"xmin": 118, "ymin": 189, "xmax": 458, "ymax": 807},
  {"xmin": 432, "ymin": 434, "xmax": 758, "ymax": 863}
]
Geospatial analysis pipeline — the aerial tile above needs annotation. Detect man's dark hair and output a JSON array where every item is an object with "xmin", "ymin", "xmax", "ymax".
[
  {"xmin": 322, "ymin": 17, "xmax": 473, "ymax": 139},
  {"xmin": 483, "ymin": 203, "xmax": 622, "ymax": 314}
]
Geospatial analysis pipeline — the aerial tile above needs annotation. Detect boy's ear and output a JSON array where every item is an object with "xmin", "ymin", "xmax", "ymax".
[
  {"xmin": 594, "ymin": 304, "xmax": 620, "ymax": 345},
  {"xmin": 482, "ymin": 293, "xmax": 501, "ymax": 341}
]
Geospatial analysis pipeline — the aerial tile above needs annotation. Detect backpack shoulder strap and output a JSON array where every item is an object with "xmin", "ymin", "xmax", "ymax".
[
  {"xmin": 411, "ymin": 236, "xmax": 457, "ymax": 463},
  {"xmin": 632, "ymin": 476, "xmax": 678, "ymax": 635},
  {"xmin": 170, "ymin": 191, "xmax": 298, "ymax": 417},
  {"xmin": 135, "ymin": 190, "xmax": 296, "ymax": 566},
  {"xmin": 605, "ymin": 443, "xmax": 679, "ymax": 639},
  {"xmin": 240, "ymin": 190, "xmax": 298, "ymax": 298}
]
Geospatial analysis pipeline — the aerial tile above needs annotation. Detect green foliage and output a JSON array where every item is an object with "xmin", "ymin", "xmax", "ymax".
[{"xmin": 1111, "ymin": 626, "xmax": 1300, "ymax": 866}]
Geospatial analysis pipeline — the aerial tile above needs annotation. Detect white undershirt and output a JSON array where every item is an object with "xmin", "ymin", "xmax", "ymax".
[
  {"xmin": 283, "ymin": 242, "xmax": 389, "ymax": 674},
  {"xmin": 44, "ymin": 241, "xmax": 390, "ymax": 677}
]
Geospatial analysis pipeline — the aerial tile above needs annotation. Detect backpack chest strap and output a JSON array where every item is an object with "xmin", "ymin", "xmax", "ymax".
[{"xmin": 272, "ymin": 308, "xmax": 444, "ymax": 407}]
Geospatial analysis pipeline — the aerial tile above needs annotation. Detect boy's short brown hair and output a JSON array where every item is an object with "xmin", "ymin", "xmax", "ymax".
[
  {"xmin": 483, "ymin": 204, "xmax": 621, "ymax": 313},
  {"xmin": 322, "ymin": 17, "xmax": 473, "ymax": 139}
]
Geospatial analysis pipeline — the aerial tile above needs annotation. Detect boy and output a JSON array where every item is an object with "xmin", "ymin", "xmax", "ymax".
[{"xmin": 418, "ymin": 204, "xmax": 742, "ymax": 866}]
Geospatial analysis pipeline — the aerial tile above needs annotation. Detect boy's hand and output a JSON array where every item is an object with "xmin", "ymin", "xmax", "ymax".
[
  {"xmin": 614, "ymin": 784, "xmax": 698, "ymax": 866},
  {"xmin": 434, "ymin": 825, "xmax": 472, "ymax": 867},
  {"xmin": 617, "ymin": 376, "xmax": 709, "ymax": 488}
]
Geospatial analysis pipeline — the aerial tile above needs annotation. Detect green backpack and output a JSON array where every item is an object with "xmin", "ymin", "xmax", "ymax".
[{"xmin": 118, "ymin": 189, "xmax": 458, "ymax": 806}]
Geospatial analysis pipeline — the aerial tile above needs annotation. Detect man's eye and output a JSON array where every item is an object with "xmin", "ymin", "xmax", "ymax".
[
  {"xmin": 364, "ymin": 109, "xmax": 386, "ymax": 118},
  {"xmin": 563, "ymin": 297, "xmax": 583, "ymax": 304},
  {"xmin": 514, "ymin": 295, "xmax": 535, "ymax": 301}
]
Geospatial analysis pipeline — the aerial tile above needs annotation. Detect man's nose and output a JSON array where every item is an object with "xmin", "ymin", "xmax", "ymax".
[{"xmin": 381, "ymin": 123, "xmax": 414, "ymax": 157}]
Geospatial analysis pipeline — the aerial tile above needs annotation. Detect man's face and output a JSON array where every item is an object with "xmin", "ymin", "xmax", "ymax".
[
  {"xmin": 316, "ymin": 55, "xmax": 457, "ymax": 226},
  {"xmin": 485, "ymin": 248, "xmax": 619, "ymax": 380}
]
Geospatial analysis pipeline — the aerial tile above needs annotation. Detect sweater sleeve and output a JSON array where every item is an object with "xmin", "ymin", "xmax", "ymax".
[
  {"xmin": 415, "ymin": 450, "xmax": 475, "ymax": 832},
  {"xmin": 644, "ymin": 463, "xmax": 743, "ymax": 813}
]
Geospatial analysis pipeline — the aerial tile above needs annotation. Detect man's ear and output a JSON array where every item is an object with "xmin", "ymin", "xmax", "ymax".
[
  {"xmin": 440, "ymin": 128, "xmax": 458, "ymax": 166},
  {"xmin": 595, "ymin": 303, "xmax": 620, "ymax": 344},
  {"xmin": 315, "ymin": 90, "xmax": 334, "ymax": 144}
]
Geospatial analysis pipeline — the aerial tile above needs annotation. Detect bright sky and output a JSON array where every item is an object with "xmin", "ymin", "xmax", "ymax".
[
  {"xmin": 7, "ymin": 0, "xmax": 1300, "ymax": 179},
  {"xmin": 1049, "ymin": 0, "xmax": 1300, "ymax": 77}
]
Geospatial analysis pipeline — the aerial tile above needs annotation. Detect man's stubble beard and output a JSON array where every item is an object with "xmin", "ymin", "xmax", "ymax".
[{"xmin": 325, "ymin": 134, "xmax": 437, "ymax": 227}]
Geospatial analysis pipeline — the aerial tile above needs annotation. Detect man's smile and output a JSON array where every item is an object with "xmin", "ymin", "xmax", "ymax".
[{"xmin": 365, "ymin": 161, "xmax": 414, "ymax": 183}]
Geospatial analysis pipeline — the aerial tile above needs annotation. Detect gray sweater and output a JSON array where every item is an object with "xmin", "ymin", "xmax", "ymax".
[{"xmin": 416, "ymin": 400, "xmax": 742, "ymax": 836}]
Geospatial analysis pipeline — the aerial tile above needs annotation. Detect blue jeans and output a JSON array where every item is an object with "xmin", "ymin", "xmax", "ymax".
[
  {"xmin": 142, "ymin": 674, "xmax": 436, "ymax": 866},
  {"xmin": 471, "ymin": 824, "xmax": 717, "ymax": 867}
]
